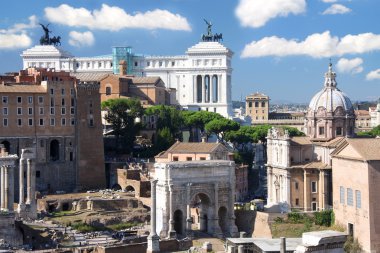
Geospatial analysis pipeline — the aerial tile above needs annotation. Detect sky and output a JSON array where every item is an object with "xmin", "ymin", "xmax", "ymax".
[{"xmin": 1, "ymin": 0, "xmax": 380, "ymax": 104}]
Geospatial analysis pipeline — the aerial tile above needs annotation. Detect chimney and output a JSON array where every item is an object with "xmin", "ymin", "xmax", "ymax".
[
  {"xmin": 119, "ymin": 60, "xmax": 127, "ymax": 75},
  {"xmin": 280, "ymin": 237, "xmax": 286, "ymax": 253},
  {"xmin": 201, "ymin": 137, "xmax": 206, "ymax": 143}
]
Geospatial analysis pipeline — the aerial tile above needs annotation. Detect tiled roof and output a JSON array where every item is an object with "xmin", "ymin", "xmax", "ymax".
[
  {"xmin": 0, "ymin": 84, "xmax": 46, "ymax": 93},
  {"xmin": 71, "ymin": 72, "xmax": 110, "ymax": 82},
  {"xmin": 338, "ymin": 138, "xmax": 380, "ymax": 161},
  {"xmin": 321, "ymin": 137, "xmax": 346, "ymax": 148},
  {"xmin": 290, "ymin": 136, "xmax": 312, "ymax": 145},
  {"xmin": 131, "ymin": 77, "xmax": 160, "ymax": 84},
  {"xmin": 355, "ymin": 110, "xmax": 369, "ymax": 116},
  {"xmin": 167, "ymin": 141, "xmax": 225, "ymax": 153},
  {"xmin": 290, "ymin": 161, "xmax": 330, "ymax": 170}
]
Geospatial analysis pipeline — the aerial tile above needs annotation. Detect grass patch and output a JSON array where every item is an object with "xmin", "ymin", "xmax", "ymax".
[
  {"xmin": 51, "ymin": 210, "xmax": 76, "ymax": 218},
  {"xmin": 71, "ymin": 222, "xmax": 102, "ymax": 233}
]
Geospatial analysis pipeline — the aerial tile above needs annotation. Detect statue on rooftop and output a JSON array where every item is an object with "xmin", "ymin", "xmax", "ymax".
[
  {"xmin": 201, "ymin": 19, "xmax": 223, "ymax": 42},
  {"xmin": 39, "ymin": 23, "xmax": 61, "ymax": 46}
]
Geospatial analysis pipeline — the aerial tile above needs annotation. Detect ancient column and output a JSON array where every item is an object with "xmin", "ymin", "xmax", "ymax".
[
  {"xmin": 26, "ymin": 159, "xmax": 35, "ymax": 206},
  {"xmin": 238, "ymin": 245, "xmax": 244, "ymax": 253},
  {"xmin": 3, "ymin": 165, "xmax": 9, "ymax": 211},
  {"xmin": 186, "ymin": 183, "xmax": 192, "ymax": 236},
  {"xmin": 18, "ymin": 159, "xmax": 25, "ymax": 207},
  {"xmin": 286, "ymin": 173, "xmax": 291, "ymax": 211},
  {"xmin": 193, "ymin": 75, "xmax": 197, "ymax": 103},
  {"xmin": 1, "ymin": 166, "xmax": 4, "ymax": 210},
  {"xmin": 8, "ymin": 165, "xmax": 14, "ymax": 212},
  {"xmin": 267, "ymin": 167, "xmax": 273, "ymax": 203},
  {"xmin": 168, "ymin": 184, "xmax": 176, "ymax": 238},
  {"xmin": 210, "ymin": 75, "xmax": 213, "ymax": 104},
  {"xmin": 147, "ymin": 179, "xmax": 159, "ymax": 253}
]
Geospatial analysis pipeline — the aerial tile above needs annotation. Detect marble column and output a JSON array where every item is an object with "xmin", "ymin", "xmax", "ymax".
[
  {"xmin": 3, "ymin": 165, "xmax": 9, "ymax": 211},
  {"xmin": 26, "ymin": 159, "xmax": 35, "ymax": 205},
  {"xmin": 168, "ymin": 184, "xmax": 176, "ymax": 238},
  {"xmin": 18, "ymin": 159, "xmax": 25, "ymax": 207},
  {"xmin": 202, "ymin": 75, "xmax": 206, "ymax": 104},
  {"xmin": 1, "ymin": 166, "xmax": 4, "ymax": 210},
  {"xmin": 210, "ymin": 75, "xmax": 213, "ymax": 104},
  {"xmin": 193, "ymin": 75, "xmax": 197, "ymax": 103},
  {"xmin": 8, "ymin": 165, "xmax": 14, "ymax": 212},
  {"xmin": 286, "ymin": 173, "xmax": 291, "ymax": 210},
  {"xmin": 147, "ymin": 179, "xmax": 159, "ymax": 253},
  {"xmin": 267, "ymin": 167, "xmax": 273, "ymax": 203},
  {"xmin": 218, "ymin": 75, "xmax": 222, "ymax": 104},
  {"xmin": 186, "ymin": 183, "xmax": 192, "ymax": 237}
]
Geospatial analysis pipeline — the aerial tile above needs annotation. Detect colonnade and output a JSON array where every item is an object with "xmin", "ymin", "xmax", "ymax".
[
  {"xmin": 17, "ymin": 157, "xmax": 36, "ymax": 213},
  {"xmin": 193, "ymin": 74, "xmax": 222, "ymax": 104}
]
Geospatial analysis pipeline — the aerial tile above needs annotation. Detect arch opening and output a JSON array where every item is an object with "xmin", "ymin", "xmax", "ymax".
[
  {"xmin": 190, "ymin": 193, "xmax": 212, "ymax": 233},
  {"xmin": 1, "ymin": 140, "xmax": 10, "ymax": 153},
  {"xmin": 112, "ymin": 184, "xmax": 122, "ymax": 191},
  {"xmin": 174, "ymin": 209, "xmax": 184, "ymax": 235}
]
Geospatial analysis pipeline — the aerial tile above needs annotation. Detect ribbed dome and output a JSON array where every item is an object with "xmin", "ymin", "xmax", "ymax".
[{"xmin": 308, "ymin": 63, "xmax": 353, "ymax": 113}]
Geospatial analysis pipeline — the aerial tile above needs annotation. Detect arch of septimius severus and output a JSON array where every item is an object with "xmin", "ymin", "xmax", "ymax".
[{"xmin": 147, "ymin": 160, "xmax": 238, "ymax": 252}]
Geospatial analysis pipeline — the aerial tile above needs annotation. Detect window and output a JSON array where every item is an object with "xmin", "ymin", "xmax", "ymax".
[
  {"xmin": 98, "ymin": 62, "xmax": 102, "ymax": 68},
  {"xmin": 147, "ymin": 61, "xmax": 150, "ymax": 67},
  {"xmin": 87, "ymin": 62, "xmax": 90, "ymax": 68},
  {"xmin": 311, "ymin": 181, "xmax": 317, "ymax": 193},
  {"xmin": 28, "ymin": 118, "xmax": 33, "ymax": 126},
  {"xmin": 248, "ymin": 102, "xmax": 252, "ymax": 108},
  {"xmin": 61, "ymin": 98, "xmax": 65, "ymax": 106},
  {"xmin": 340, "ymin": 186, "xmax": 345, "ymax": 204},
  {"xmin": 50, "ymin": 107, "xmax": 55, "ymax": 115},
  {"xmin": 61, "ymin": 118, "xmax": 66, "ymax": 126},
  {"xmin": 336, "ymin": 127, "xmax": 342, "ymax": 136},
  {"xmin": 255, "ymin": 101, "xmax": 259, "ymax": 107},
  {"xmin": 3, "ymin": 118, "xmax": 8, "ymax": 127},
  {"xmin": 262, "ymin": 102, "xmax": 265, "ymax": 107},
  {"xmin": 61, "ymin": 89, "xmax": 65, "ymax": 95},
  {"xmin": 311, "ymin": 202, "xmax": 317, "ymax": 211},
  {"xmin": 39, "ymin": 107, "xmax": 44, "ymax": 115},
  {"xmin": 28, "ymin": 107, "xmax": 33, "ymax": 115},
  {"xmin": 39, "ymin": 119, "xmax": 44, "ymax": 126},
  {"xmin": 295, "ymin": 182, "xmax": 299, "ymax": 190},
  {"xmin": 70, "ymin": 88, "xmax": 74, "ymax": 95},
  {"xmin": 17, "ymin": 118, "xmax": 22, "ymax": 126},
  {"xmin": 71, "ymin": 98, "xmax": 75, "ymax": 106},
  {"xmin": 186, "ymin": 157, "xmax": 192, "ymax": 161},
  {"xmin": 3, "ymin": 108, "xmax": 8, "ymax": 115},
  {"xmin": 70, "ymin": 107, "xmax": 75, "ymax": 115},
  {"xmin": 355, "ymin": 190, "xmax": 361, "ymax": 208},
  {"xmin": 171, "ymin": 61, "xmax": 175, "ymax": 66},
  {"xmin": 2, "ymin": 96, "xmax": 8, "ymax": 104},
  {"xmin": 69, "ymin": 152, "xmax": 73, "ymax": 161},
  {"xmin": 61, "ymin": 107, "xmax": 66, "ymax": 115},
  {"xmin": 159, "ymin": 61, "xmax": 163, "ymax": 67},
  {"xmin": 38, "ymin": 96, "xmax": 44, "ymax": 104},
  {"xmin": 173, "ymin": 156, "xmax": 179, "ymax": 161},
  {"xmin": 134, "ymin": 62, "xmax": 138, "ymax": 67},
  {"xmin": 28, "ymin": 96, "xmax": 33, "ymax": 103},
  {"xmin": 36, "ymin": 171, "xmax": 41, "ymax": 178},
  {"xmin": 70, "ymin": 118, "xmax": 75, "ymax": 125},
  {"xmin": 17, "ymin": 107, "xmax": 22, "ymax": 115},
  {"xmin": 50, "ymin": 88, "xmax": 54, "ymax": 95},
  {"xmin": 17, "ymin": 96, "xmax": 22, "ymax": 103},
  {"xmin": 347, "ymin": 188, "xmax": 353, "ymax": 206},
  {"xmin": 319, "ymin": 126, "xmax": 325, "ymax": 135},
  {"xmin": 50, "ymin": 98, "xmax": 54, "ymax": 107},
  {"xmin": 295, "ymin": 198, "xmax": 299, "ymax": 206},
  {"xmin": 106, "ymin": 87, "xmax": 111, "ymax": 95},
  {"xmin": 50, "ymin": 118, "xmax": 55, "ymax": 126}
]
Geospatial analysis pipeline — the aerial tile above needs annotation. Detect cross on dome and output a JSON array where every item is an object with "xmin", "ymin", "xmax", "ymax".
[{"xmin": 324, "ymin": 62, "xmax": 337, "ymax": 88}]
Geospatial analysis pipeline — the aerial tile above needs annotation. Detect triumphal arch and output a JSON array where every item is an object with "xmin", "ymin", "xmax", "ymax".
[{"xmin": 153, "ymin": 160, "xmax": 238, "ymax": 238}]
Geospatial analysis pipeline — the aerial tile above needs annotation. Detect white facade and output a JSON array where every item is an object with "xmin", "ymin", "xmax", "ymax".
[
  {"xmin": 369, "ymin": 100, "xmax": 380, "ymax": 127},
  {"xmin": 21, "ymin": 41, "xmax": 233, "ymax": 118}
]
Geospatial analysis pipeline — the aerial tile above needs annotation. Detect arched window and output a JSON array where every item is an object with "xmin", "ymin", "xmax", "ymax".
[
  {"xmin": 50, "ymin": 139, "xmax": 60, "ymax": 161},
  {"xmin": 106, "ymin": 86, "xmax": 111, "ymax": 96},
  {"xmin": 204, "ymin": 75, "xmax": 210, "ymax": 103},
  {"xmin": 212, "ymin": 75, "xmax": 218, "ymax": 103},
  {"xmin": 196, "ymin": 75, "xmax": 202, "ymax": 103}
]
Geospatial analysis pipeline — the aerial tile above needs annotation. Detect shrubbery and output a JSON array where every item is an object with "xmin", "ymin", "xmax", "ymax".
[{"xmin": 314, "ymin": 209, "xmax": 334, "ymax": 227}]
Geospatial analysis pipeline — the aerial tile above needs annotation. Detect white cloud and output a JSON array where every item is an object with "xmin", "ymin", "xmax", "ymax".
[
  {"xmin": 241, "ymin": 31, "xmax": 380, "ymax": 58},
  {"xmin": 321, "ymin": 0, "xmax": 337, "ymax": 3},
  {"xmin": 366, "ymin": 69, "xmax": 380, "ymax": 81},
  {"xmin": 235, "ymin": 0, "xmax": 306, "ymax": 28},
  {"xmin": 44, "ymin": 4, "xmax": 191, "ymax": 31},
  {"xmin": 322, "ymin": 4, "xmax": 351, "ymax": 15},
  {"xmin": 0, "ymin": 15, "xmax": 37, "ymax": 49},
  {"xmin": 336, "ymin": 58, "xmax": 363, "ymax": 74},
  {"xmin": 68, "ymin": 31, "xmax": 95, "ymax": 47}
]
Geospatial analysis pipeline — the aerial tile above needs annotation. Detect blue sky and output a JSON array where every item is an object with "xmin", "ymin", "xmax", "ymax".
[{"xmin": 1, "ymin": 0, "xmax": 380, "ymax": 103}]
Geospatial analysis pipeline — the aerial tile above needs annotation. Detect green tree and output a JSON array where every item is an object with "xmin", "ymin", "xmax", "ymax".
[
  {"xmin": 205, "ymin": 118, "xmax": 240, "ymax": 142},
  {"xmin": 280, "ymin": 126, "xmax": 306, "ymax": 137},
  {"xmin": 156, "ymin": 127, "xmax": 175, "ymax": 152},
  {"xmin": 101, "ymin": 98, "xmax": 143, "ymax": 153}
]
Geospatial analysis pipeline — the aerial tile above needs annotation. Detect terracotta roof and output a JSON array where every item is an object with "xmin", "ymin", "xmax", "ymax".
[
  {"xmin": 166, "ymin": 141, "xmax": 226, "ymax": 153},
  {"xmin": 71, "ymin": 72, "xmax": 109, "ymax": 82},
  {"xmin": 290, "ymin": 161, "xmax": 330, "ymax": 170},
  {"xmin": 355, "ymin": 110, "xmax": 369, "ymax": 116},
  {"xmin": 0, "ymin": 84, "xmax": 46, "ymax": 93},
  {"xmin": 321, "ymin": 137, "xmax": 346, "ymax": 148},
  {"xmin": 290, "ymin": 136, "xmax": 312, "ymax": 145},
  {"xmin": 131, "ymin": 77, "xmax": 161, "ymax": 85},
  {"xmin": 334, "ymin": 138, "xmax": 380, "ymax": 161}
]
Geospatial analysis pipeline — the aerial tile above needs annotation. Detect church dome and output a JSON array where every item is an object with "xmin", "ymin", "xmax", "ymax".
[{"xmin": 308, "ymin": 63, "xmax": 353, "ymax": 113}]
